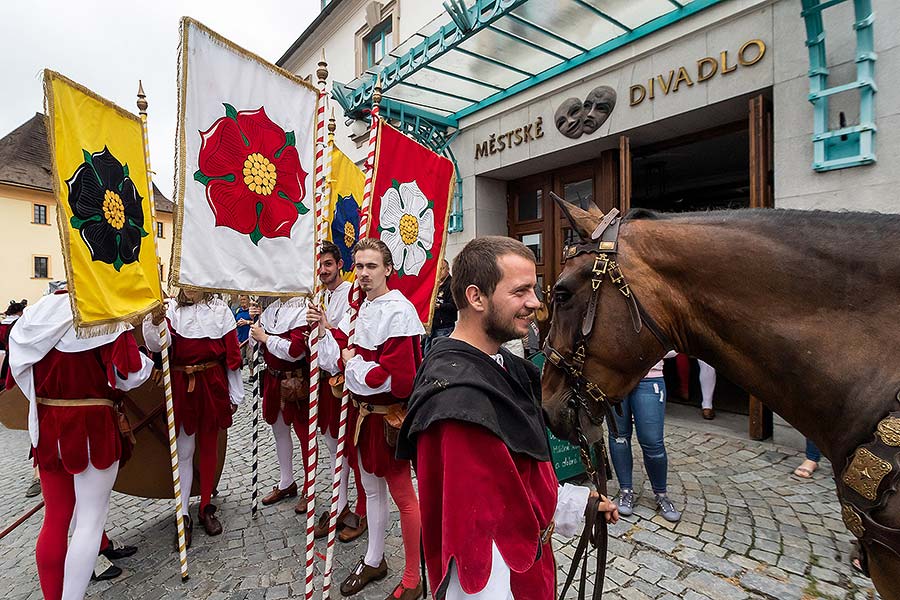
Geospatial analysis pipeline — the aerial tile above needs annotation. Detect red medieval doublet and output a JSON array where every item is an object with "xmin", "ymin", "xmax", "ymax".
[
  {"xmin": 168, "ymin": 325, "xmax": 242, "ymax": 435},
  {"xmin": 334, "ymin": 329, "xmax": 422, "ymax": 478},
  {"xmin": 417, "ymin": 420, "xmax": 559, "ymax": 599},
  {"xmin": 261, "ymin": 326, "xmax": 311, "ymax": 430},
  {"xmin": 30, "ymin": 333, "xmax": 144, "ymax": 475}
]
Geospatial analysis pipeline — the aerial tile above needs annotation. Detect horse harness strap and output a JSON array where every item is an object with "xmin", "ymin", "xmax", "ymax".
[{"xmin": 837, "ymin": 407, "xmax": 900, "ymax": 573}]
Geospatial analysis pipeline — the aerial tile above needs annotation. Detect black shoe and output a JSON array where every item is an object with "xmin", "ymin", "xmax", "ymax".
[
  {"xmin": 25, "ymin": 478, "xmax": 41, "ymax": 498},
  {"xmin": 100, "ymin": 539, "xmax": 137, "ymax": 560},
  {"xmin": 90, "ymin": 556, "xmax": 122, "ymax": 581}
]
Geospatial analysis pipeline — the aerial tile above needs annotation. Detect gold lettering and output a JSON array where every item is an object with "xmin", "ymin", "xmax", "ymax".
[
  {"xmin": 720, "ymin": 50, "xmax": 737, "ymax": 74},
  {"xmin": 673, "ymin": 66, "xmax": 694, "ymax": 92},
  {"xmin": 739, "ymin": 39, "xmax": 766, "ymax": 66},
  {"xmin": 696, "ymin": 57, "xmax": 718, "ymax": 82},
  {"xmin": 489, "ymin": 134, "xmax": 497, "ymax": 155},
  {"xmin": 630, "ymin": 84, "xmax": 646, "ymax": 106},
  {"xmin": 513, "ymin": 128, "xmax": 523, "ymax": 145},
  {"xmin": 657, "ymin": 70, "xmax": 675, "ymax": 95},
  {"xmin": 535, "ymin": 117, "xmax": 544, "ymax": 138},
  {"xmin": 475, "ymin": 141, "xmax": 489, "ymax": 160},
  {"xmin": 523, "ymin": 124, "xmax": 533, "ymax": 142},
  {"xmin": 649, "ymin": 76, "xmax": 655, "ymax": 100}
]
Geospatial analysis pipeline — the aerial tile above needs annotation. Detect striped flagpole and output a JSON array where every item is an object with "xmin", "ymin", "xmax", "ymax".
[
  {"xmin": 137, "ymin": 82, "xmax": 189, "ymax": 582},
  {"xmin": 304, "ymin": 51, "xmax": 329, "ymax": 600},
  {"xmin": 249, "ymin": 340, "xmax": 262, "ymax": 518},
  {"xmin": 323, "ymin": 79, "xmax": 381, "ymax": 599}
]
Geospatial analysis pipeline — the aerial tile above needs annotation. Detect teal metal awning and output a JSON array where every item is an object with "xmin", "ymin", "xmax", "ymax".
[{"xmin": 333, "ymin": 0, "xmax": 729, "ymax": 127}]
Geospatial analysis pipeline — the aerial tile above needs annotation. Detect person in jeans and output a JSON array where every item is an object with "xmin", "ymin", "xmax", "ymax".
[
  {"xmin": 610, "ymin": 351, "xmax": 681, "ymax": 522},
  {"xmin": 794, "ymin": 438, "xmax": 820, "ymax": 478}
]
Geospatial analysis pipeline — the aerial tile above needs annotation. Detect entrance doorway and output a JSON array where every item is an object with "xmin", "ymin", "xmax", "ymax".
[{"xmin": 506, "ymin": 93, "xmax": 774, "ymax": 438}]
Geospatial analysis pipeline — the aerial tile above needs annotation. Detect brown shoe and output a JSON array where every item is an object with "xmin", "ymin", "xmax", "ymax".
[
  {"xmin": 340, "ymin": 557, "xmax": 387, "ymax": 596},
  {"xmin": 315, "ymin": 506, "xmax": 353, "ymax": 539},
  {"xmin": 199, "ymin": 504, "xmax": 223, "ymax": 536},
  {"xmin": 294, "ymin": 494, "xmax": 308, "ymax": 514},
  {"xmin": 385, "ymin": 581, "xmax": 423, "ymax": 600},
  {"xmin": 174, "ymin": 514, "xmax": 193, "ymax": 551},
  {"xmin": 702, "ymin": 408, "xmax": 715, "ymax": 420},
  {"xmin": 339, "ymin": 515, "xmax": 368, "ymax": 543},
  {"xmin": 261, "ymin": 482, "xmax": 298, "ymax": 506}
]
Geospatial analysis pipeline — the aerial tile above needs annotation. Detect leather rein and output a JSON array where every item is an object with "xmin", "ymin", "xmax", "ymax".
[{"xmin": 542, "ymin": 203, "xmax": 672, "ymax": 600}]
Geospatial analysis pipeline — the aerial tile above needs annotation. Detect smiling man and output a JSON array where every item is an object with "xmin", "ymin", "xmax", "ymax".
[{"xmin": 398, "ymin": 236, "xmax": 619, "ymax": 599}]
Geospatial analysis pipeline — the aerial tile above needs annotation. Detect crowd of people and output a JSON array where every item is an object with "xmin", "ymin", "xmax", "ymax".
[{"xmin": 0, "ymin": 235, "xmax": 835, "ymax": 599}]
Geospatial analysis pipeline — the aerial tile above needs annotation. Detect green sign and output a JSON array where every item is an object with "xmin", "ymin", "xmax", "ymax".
[{"xmin": 530, "ymin": 351, "xmax": 585, "ymax": 482}]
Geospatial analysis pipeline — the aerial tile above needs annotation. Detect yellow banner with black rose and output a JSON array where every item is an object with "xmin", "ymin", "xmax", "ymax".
[{"xmin": 44, "ymin": 70, "xmax": 162, "ymax": 330}]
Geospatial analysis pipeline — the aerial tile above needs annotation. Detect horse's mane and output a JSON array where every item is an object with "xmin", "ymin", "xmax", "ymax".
[{"xmin": 625, "ymin": 207, "xmax": 900, "ymax": 227}]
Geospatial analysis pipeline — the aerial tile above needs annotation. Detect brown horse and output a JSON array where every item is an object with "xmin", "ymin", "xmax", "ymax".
[{"xmin": 540, "ymin": 200, "xmax": 900, "ymax": 599}]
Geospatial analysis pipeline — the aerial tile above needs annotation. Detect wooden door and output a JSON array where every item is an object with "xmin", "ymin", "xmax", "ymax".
[
  {"xmin": 508, "ymin": 173, "xmax": 554, "ymax": 302},
  {"xmin": 748, "ymin": 93, "xmax": 774, "ymax": 440}
]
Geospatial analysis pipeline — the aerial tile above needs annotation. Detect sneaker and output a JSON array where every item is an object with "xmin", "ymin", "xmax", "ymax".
[
  {"xmin": 25, "ymin": 478, "xmax": 41, "ymax": 498},
  {"xmin": 615, "ymin": 488, "xmax": 635, "ymax": 517},
  {"xmin": 656, "ymin": 494, "xmax": 681, "ymax": 522}
]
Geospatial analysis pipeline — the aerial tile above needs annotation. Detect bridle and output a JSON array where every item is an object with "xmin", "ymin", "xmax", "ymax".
[{"xmin": 541, "ymin": 199, "xmax": 672, "ymax": 600}]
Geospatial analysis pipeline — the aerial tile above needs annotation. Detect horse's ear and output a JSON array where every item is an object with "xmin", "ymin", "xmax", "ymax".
[{"xmin": 550, "ymin": 192, "xmax": 602, "ymax": 241}]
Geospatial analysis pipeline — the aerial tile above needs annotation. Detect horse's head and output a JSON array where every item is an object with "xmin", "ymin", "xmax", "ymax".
[{"xmin": 542, "ymin": 198, "xmax": 668, "ymax": 445}]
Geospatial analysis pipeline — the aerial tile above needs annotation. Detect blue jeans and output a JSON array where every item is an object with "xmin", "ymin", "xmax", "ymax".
[
  {"xmin": 806, "ymin": 439, "xmax": 821, "ymax": 462},
  {"xmin": 608, "ymin": 377, "xmax": 669, "ymax": 494}
]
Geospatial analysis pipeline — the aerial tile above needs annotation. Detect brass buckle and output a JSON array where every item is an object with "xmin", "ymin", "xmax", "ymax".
[
  {"xmin": 584, "ymin": 383, "xmax": 606, "ymax": 403},
  {"xmin": 609, "ymin": 264, "xmax": 624, "ymax": 285},
  {"xmin": 619, "ymin": 283, "xmax": 632, "ymax": 297},
  {"xmin": 592, "ymin": 254, "xmax": 609, "ymax": 275}
]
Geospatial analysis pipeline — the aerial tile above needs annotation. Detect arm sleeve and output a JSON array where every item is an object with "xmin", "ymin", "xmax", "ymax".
[
  {"xmin": 142, "ymin": 317, "xmax": 167, "ymax": 353},
  {"xmin": 344, "ymin": 355, "xmax": 392, "ymax": 395},
  {"xmin": 347, "ymin": 336, "xmax": 418, "ymax": 398},
  {"xmin": 554, "ymin": 483, "xmax": 591, "ymax": 537},
  {"xmin": 417, "ymin": 420, "xmax": 543, "ymax": 596},
  {"xmin": 224, "ymin": 330, "xmax": 244, "ymax": 405},
  {"xmin": 317, "ymin": 331, "xmax": 341, "ymax": 375},
  {"xmin": 104, "ymin": 333, "xmax": 154, "ymax": 391},
  {"xmin": 266, "ymin": 327, "xmax": 308, "ymax": 362}
]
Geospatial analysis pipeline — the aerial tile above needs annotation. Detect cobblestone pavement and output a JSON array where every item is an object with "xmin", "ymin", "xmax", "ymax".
[{"xmin": 0, "ymin": 380, "xmax": 882, "ymax": 600}]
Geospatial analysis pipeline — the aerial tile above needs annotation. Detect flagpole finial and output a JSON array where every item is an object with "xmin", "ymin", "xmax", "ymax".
[
  {"xmin": 316, "ymin": 51, "xmax": 328, "ymax": 89},
  {"xmin": 328, "ymin": 107, "xmax": 336, "ymax": 135},
  {"xmin": 372, "ymin": 74, "xmax": 382, "ymax": 106},
  {"xmin": 136, "ymin": 80, "xmax": 148, "ymax": 115}
]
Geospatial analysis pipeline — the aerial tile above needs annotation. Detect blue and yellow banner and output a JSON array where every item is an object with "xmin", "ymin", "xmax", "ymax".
[{"xmin": 327, "ymin": 143, "xmax": 364, "ymax": 280}]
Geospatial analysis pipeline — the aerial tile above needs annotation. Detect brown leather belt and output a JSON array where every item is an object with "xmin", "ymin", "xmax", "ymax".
[
  {"xmin": 267, "ymin": 367, "xmax": 304, "ymax": 380},
  {"xmin": 540, "ymin": 520, "xmax": 556, "ymax": 545},
  {"xmin": 37, "ymin": 397, "xmax": 114, "ymax": 408},
  {"xmin": 351, "ymin": 398, "xmax": 403, "ymax": 446},
  {"xmin": 173, "ymin": 361, "xmax": 221, "ymax": 393}
]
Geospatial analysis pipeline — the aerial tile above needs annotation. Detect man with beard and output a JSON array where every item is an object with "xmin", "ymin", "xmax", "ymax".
[
  {"xmin": 307, "ymin": 241, "xmax": 368, "ymax": 541},
  {"xmin": 398, "ymin": 236, "xmax": 619, "ymax": 599}
]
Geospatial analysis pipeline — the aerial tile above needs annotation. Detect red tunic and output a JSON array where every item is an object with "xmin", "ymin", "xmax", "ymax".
[
  {"xmin": 28, "ymin": 333, "xmax": 144, "ymax": 474},
  {"xmin": 261, "ymin": 326, "xmax": 310, "ymax": 429},
  {"xmin": 167, "ymin": 324, "xmax": 242, "ymax": 435},
  {"xmin": 416, "ymin": 420, "xmax": 559, "ymax": 599},
  {"xmin": 334, "ymin": 330, "xmax": 421, "ymax": 477},
  {"xmin": 318, "ymin": 377, "xmax": 342, "ymax": 438}
]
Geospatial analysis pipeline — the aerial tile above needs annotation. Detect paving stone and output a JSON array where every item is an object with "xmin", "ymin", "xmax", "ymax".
[
  {"xmin": 683, "ymin": 572, "xmax": 749, "ymax": 600},
  {"xmin": 633, "ymin": 551, "xmax": 682, "ymax": 579},
  {"xmin": 674, "ymin": 548, "xmax": 741, "ymax": 577},
  {"xmin": 739, "ymin": 572, "xmax": 805, "ymax": 600}
]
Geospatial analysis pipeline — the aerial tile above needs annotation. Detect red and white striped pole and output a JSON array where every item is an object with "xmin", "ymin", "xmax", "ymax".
[
  {"xmin": 322, "ymin": 76, "xmax": 381, "ymax": 599},
  {"xmin": 305, "ymin": 51, "xmax": 329, "ymax": 600}
]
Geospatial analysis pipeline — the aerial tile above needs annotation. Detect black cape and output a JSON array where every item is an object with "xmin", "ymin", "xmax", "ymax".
[{"xmin": 396, "ymin": 336, "xmax": 551, "ymax": 462}]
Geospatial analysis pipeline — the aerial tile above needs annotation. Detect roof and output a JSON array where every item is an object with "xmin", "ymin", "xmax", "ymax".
[
  {"xmin": 0, "ymin": 113, "xmax": 174, "ymax": 213},
  {"xmin": 276, "ymin": 0, "xmax": 347, "ymax": 68}
]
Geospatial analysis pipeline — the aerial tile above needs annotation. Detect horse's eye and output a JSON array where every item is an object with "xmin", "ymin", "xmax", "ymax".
[{"xmin": 554, "ymin": 287, "xmax": 572, "ymax": 305}]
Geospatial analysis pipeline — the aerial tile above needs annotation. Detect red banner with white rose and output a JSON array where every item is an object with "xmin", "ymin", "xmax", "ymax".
[
  {"xmin": 170, "ymin": 18, "xmax": 319, "ymax": 295},
  {"xmin": 368, "ymin": 121, "xmax": 455, "ymax": 330}
]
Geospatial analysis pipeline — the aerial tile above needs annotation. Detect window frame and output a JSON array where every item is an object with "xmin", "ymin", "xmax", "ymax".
[
  {"xmin": 33, "ymin": 203, "xmax": 48, "ymax": 225},
  {"xmin": 156, "ymin": 221, "xmax": 164, "ymax": 238},
  {"xmin": 33, "ymin": 255, "xmax": 50, "ymax": 279}
]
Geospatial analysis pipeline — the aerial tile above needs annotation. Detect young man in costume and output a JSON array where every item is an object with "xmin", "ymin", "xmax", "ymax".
[
  {"xmin": 250, "ymin": 293, "xmax": 312, "ymax": 514},
  {"xmin": 313, "ymin": 238, "xmax": 423, "ymax": 600},
  {"xmin": 307, "ymin": 241, "xmax": 367, "ymax": 541},
  {"xmin": 6, "ymin": 286, "xmax": 153, "ymax": 600},
  {"xmin": 398, "ymin": 236, "xmax": 619, "ymax": 599},
  {"xmin": 144, "ymin": 289, "xmax": 244, "ymax": 543}
]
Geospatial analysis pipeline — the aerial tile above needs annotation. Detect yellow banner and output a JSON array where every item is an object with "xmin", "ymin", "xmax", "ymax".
[
  {"xmin": 327, "ymin": 143, "xmax": 365, "ymax": 280},
  {"xmin": 44, "ymin": 71, "xmax": 161, "ymax": 329}
]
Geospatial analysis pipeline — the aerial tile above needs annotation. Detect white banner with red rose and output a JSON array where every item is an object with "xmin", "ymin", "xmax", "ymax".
[{"xmin": 171, "ymin": 18, "xmax": 319, "ymax": 295}]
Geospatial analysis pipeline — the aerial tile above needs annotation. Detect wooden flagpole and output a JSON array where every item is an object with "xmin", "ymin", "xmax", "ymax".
[
  {"xmin": 137, "ymin": 81, "xmax": 189, "ymax": 582},
  {"xmin": 305, "ymin": 50, "xmax": 330, "ymax": 600}
]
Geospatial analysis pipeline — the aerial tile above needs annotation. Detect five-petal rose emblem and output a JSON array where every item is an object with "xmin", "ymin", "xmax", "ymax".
[
  {"xmin": 195, "ymin": 104, "xmax": 308, "ymax": 245},
  {"xmin": 65, "ymin": 146, "xmax": 148, "ymax": 271},
  {"xmin": 378, "ymin": 181, "xmax": 435, "ymax": 277}
]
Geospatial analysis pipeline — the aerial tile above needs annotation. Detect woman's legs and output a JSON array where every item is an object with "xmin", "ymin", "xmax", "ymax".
[
  {"xmin": 384, "ymin": 466, "xmax": 421, "ymax": 588},
  {"xmin": 629, "ymin": 378, "xmax": 669, "ymax": 495},
  {"xmin": 794, "ymin": 439, "xmax": 820, "ymax": 478},
  {"xmin": 62, "ymin": 461, "xmax": 119, "ymax": 600},
  {"xmin": 608, "ymin": 393, "xmax": 635, "ymax": 490},
  {"xmin": 358, "ymin": 451, "xmax": 388, "ymax": 568},
  {"xmin": 36, "ymin": 467, "xmax": 75, "ymax": 600},
  {"xmin": 176, "ymin": 428, "xmax": 195, "ymax": 516}
]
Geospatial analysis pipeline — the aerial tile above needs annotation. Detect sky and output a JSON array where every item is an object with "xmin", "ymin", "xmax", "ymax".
[{"xmin": 0, "ymin": 0, "xmax": 320, "ymax": 198}]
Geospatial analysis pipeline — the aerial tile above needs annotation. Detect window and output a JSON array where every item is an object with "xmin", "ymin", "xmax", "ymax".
[
  {"xmin": 33, "ymin": 204, "xmax": 47, "ymax": 224},
  {"xmin": 34, "ymin": 256, "xmax": 49, "ymax": 279},
  {"xmin": 365, "ymin": 20, "xmax": 393, "ymax": 68},
  {"xmin": 157, "ymin": 221, "xmax": 164, "ymax": 238}
]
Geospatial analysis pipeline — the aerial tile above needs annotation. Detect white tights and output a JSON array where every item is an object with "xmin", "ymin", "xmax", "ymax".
[
  {"xmin": 63, "ymin": 461, "xmax": 118, "ymax": 600},
  {"xmin": 323, "ymin": 433, "xmax": 349, "ymax": 513},
  {"xmin": 358, "ymin": 451, "xmax": 388, "ymax": 568},
  {"xmin": 177, "ymin": 428, "xmax": 196, "ymax": 516},
  {"xmin": 698, "ymin": 360, "xmax": 717, "ymax": 410},
  {"xmin": 272, "ymin": 416, "xmax": 296, "ymax": 490}
]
